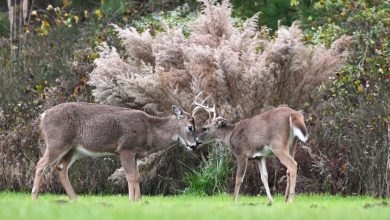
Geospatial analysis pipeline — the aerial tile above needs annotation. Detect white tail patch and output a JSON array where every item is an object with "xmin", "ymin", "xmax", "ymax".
[
  {"xmin": 40, "ymin": 112, "xmax": 46, "ymax": 120},
  {"xmin": 292, "ymin": 127, "xmax": 308, "ymax": 142},
  {"xmin": 290, "ymin": 116, "xmax": 308, "ymax": 142}
]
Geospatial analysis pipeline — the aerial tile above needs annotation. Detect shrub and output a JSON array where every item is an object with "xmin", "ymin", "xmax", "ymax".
[
  {"xmin": 89, "ymin": 0, "xmax": 350, "ymax": 121},
  {"xmin": 0, "ymin": 2, "xmax": 112, "ymax": 193},
  {"xmin": 89, "ymin": 0, "xmax": 351, "ymax": 195},
  {"xmin": 0, "ymin": 0, "xmax": 200, "ymax": 194},
  {"xmin": 303, "ymin": 0, "xmax": 390, "ymax": 197}
]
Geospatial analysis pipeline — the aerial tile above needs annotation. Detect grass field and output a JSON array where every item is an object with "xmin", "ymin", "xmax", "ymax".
[{"xmin": 0, "ymin": 192, "xmax": 390, "ymax": 220}]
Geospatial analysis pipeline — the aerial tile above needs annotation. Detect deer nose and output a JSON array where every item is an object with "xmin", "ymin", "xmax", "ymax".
[{"xmin": 196, "ymin": 139, "xmax": 202, "ymax": 146}]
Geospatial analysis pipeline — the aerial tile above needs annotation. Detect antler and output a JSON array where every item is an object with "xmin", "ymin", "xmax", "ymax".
[{"xmin": 191, "ymin": 92, "xmax": 216, "ymax": 121}]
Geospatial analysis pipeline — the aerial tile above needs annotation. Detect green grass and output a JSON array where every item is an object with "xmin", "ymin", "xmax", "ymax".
[{"xmin": 0, "ymin": 192, "xmax": 390, "ymax": 220}]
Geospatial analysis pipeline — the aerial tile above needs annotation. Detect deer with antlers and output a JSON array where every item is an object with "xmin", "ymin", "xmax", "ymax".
[
  {"xmin": 193, "ymin": 94, "xmax": 308, "ymax": 204},
  {"xmin": 32, "ymin": 102, "xmax": 198, "ymax": 202}
]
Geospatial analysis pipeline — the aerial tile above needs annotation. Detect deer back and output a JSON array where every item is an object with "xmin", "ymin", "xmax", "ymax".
[
  {"xmin": 40, "ymin": 103, "xmax": 162, "ymax": 154},
  {"xmin": 229, "ymin": 107, "xmax": 305, "ymax": 156}
]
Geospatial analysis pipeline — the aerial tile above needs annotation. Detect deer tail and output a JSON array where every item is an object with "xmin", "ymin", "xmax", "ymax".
[{"xmin": 289, "ymin": 112, "xmax": 308, "ymax": 142}]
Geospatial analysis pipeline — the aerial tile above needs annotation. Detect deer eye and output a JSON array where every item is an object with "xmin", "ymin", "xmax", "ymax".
[
  {"xmin": 202, "ymin": 127, "xmax": 207, "ymax": 132},
  {"xmin": 187, "ymin": 125, "xmax": 193, "ymax": 132}
]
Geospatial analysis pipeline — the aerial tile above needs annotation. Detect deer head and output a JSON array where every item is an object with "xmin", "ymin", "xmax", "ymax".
[
  {"xmin": 191, "ymin": 92, "xmax": 225, "ymax": 147},
  {"xmin": 172, "ymin": 105, "xmax": 197, "ymax": 150},
  {"xmin": 196, "ymin": 116, "xmax": 228, "ymax": 145}
]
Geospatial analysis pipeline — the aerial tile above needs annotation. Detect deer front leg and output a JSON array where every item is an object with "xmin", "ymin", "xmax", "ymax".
[
  {"xmin": 233, "ymin": 155, "xmax": 248, "ymax": 202},
  {"xmin": 119, "ymin": 150, "xmax": 141, "ymax": 202}
]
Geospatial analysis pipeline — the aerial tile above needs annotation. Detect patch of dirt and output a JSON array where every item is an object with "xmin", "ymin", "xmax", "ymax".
[
  {"xmin": 363, "ymin": 201, "xmax": 388, "ymax": 209},
  {"xmin": 52, "ymin": 199, "xmax": 69, "ymax": 204},
  {"xmin": 99, "ymin": 202, "xmax": 113, "ymax": 207}
]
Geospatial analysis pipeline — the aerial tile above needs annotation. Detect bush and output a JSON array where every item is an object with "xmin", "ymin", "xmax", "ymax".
[
  {"xmin": 303, "ymin": 0, "xmax": 390, "ymax": 197},
  {"xmin": 89, "ymin": 0, "xmax": 351, "ymax": 195},
  {"xmin": 0, "ymin": 2, "xmax": 115, "ymax": 193},
  {"xmin": 89, "ymin": 0, "xmax": 350, "ymax": 120},
  {"xmin": 0, "ymin": 0, "xmax": 200, "ymax": 194}
]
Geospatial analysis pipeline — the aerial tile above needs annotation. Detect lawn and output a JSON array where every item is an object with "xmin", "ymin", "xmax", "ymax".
[{"xmin": 0, "ymin": 192, "xmax": 389, "ymax": 220}]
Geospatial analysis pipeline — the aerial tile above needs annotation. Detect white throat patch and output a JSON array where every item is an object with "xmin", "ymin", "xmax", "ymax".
[{"xmin": 175, "ymin": 135, "xmax": 194, "ymax": 151}]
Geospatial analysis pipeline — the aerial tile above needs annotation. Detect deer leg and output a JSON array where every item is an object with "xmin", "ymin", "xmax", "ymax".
[
  {"xmin": 257, "ymin": 157, "xmax": 273, "ymax": 205},
  {"xmin": 120, "ymin": 151, "xmax": 140, "ymax": 202},
  {"xmin": 55, "ymin": 150, "xmax": 79, "ymax": 201},
  {"xmin": 284, "ymin": 171, "xmax": 290, "ymax": 202},
  {"xmin": 32, "ymin": 143, "xmax": 71, "ymax": 200},
  {"xmin": 284, "ymin": 138, "xmax": 298, "ymax": 201},
  {"xmin": 272, "ymin": 148, "xmax": 298, "ymax": 203},
  {"xmin": 133, "ymin": 161, "xmax": 141, "ymax": 201},
  {"xmin": 32, "ymin": 150, "xmax": 49, "ymax": 200},
  {"xmin": 233, "ymin": 155, "xmax": 248, "ymax": 202}
]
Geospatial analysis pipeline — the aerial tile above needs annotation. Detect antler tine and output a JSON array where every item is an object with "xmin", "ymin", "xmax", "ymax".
[
  {"xmin": 192, "ymin": 91, "xmax": 204, "ymax": 105},
  {"xmin": 191, "ymin": 106, "xmax": 203, "ymax": 117},
  {"xmin": 192, "ymin": 94, "xmax": 210, "ymax": 109},
  {"xmin": 192, "ymin": 99, "xmax": 211, "ymax": 117},
  {"xmin": 191, "ymin": 92, "xmax": 216, "ymax": 120},
  {"xmin": 196, "ymin": 95, "xmax": 210, "ymax": 107},
  {"xmin": 211, "ymin": 104, "xmax": 216, "ymax": 120},
  {"xmin": 203, "ymin": 104, "xmax": 216, "ymax": 121}
]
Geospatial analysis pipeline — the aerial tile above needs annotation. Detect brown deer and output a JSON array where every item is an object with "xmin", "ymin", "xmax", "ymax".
[
  {"xmin": 194, "ymin": 99, "xmax": 308, "ymax": 204},
  {"xmin": 32, "ymin": 102, "xmax": 197, "ymax": 202}
]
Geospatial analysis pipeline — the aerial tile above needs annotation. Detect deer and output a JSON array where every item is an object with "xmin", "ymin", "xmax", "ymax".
[
  {"xmin": 32, "ymin": 102, "xmax": 198, "ymax": 202},
  {"xmin": 193, "ymin": 96, "xmax": 308, "ymax": 204}
]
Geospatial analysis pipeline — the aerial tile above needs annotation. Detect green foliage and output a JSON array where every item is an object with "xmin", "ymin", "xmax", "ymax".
[
  {"xmin": 0, "ymin": 23, "xmax": 93, "ymax": 124},
  {"xmin": 183, "ymin": 144, "xmax": 234, "ymax": 196},
  {"xmin": 131, "ymin": 4, "xmax": 197, "ymax": 36},
  {"xmin": 0, "ymin": 1, "xmax": 114, "ymax": 126},
  {"xmin": 101, "ymin": 0, "xmax": 128, "ymax": 17},
  {"xmin": 308, "ymin": 0, "xmax": 389, "ymax": 102},
  {"xmin": 0, "ymin": 12, "xmax": 9, "ymax": 37},
  {"xmin": 231, "ymin": 0, "xmax": 315, "ymax": 31},
  {"xmin": 305, "ymin": 0, "xmax": 390, "ymax": 197}
]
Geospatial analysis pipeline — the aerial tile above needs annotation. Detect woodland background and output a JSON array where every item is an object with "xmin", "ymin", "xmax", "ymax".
[{"xmin": 0, "ymin": 0, "xmax": 389, "ymax": 197}]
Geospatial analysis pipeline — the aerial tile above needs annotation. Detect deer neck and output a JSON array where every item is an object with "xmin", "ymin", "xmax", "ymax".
[
  {"xmin": 217, "ymin": 124, "xmax": 236, "ymax": 146},
  {"xmin": 149, "ymin": 115, "xmax": 182, "ymax": 151}
]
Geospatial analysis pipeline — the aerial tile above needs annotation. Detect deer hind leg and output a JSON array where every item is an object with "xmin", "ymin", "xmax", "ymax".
[
  {"xmin": 257, "ymin": 157, "xmax": 273, "ymax": 205},
  {"xmin": 55, "ymin": 149, "xmax": 79, "ymax": 201},
  {"xmin": 32, "ymin": 150, "xmax": 49, "ymax": 200},
  {"xmin": 272, "ymin": 147, "xmax": 298, "ymax": 203},
  {"xmin": 284, "ymin": 138, "xmax": 298, "ymax": 201},
  {"xmin": 284, "ymin": 171, "xmax": 290, "ymax": 202},
  {"xmin": 32, "ymin": 143, "xmax": 71, "ymax": 200},
  {"xmin": 120, "ymin": 150, "xmax": 141, "ymax": 202},
  {"xmin": 233, "ymin": 155, "xmax": 248, "ymax": 202}
]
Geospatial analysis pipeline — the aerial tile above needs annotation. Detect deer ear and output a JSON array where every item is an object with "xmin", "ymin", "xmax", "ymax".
[
  {"xmin": 172, "ymin": 105, "xmax": 184, "ymax": 119},
  {"xmin": 216, "ymin": 118, "xmax": 227, "ymax": 128}
]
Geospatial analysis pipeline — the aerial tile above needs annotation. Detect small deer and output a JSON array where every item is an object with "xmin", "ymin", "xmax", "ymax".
[
  {"xmin": 194, "ymin": 98, "xmax": 308, "ymax": 204},
  {"xmin": 32, "ymin": 102, "xmax": 197, "ymax": 202}
]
